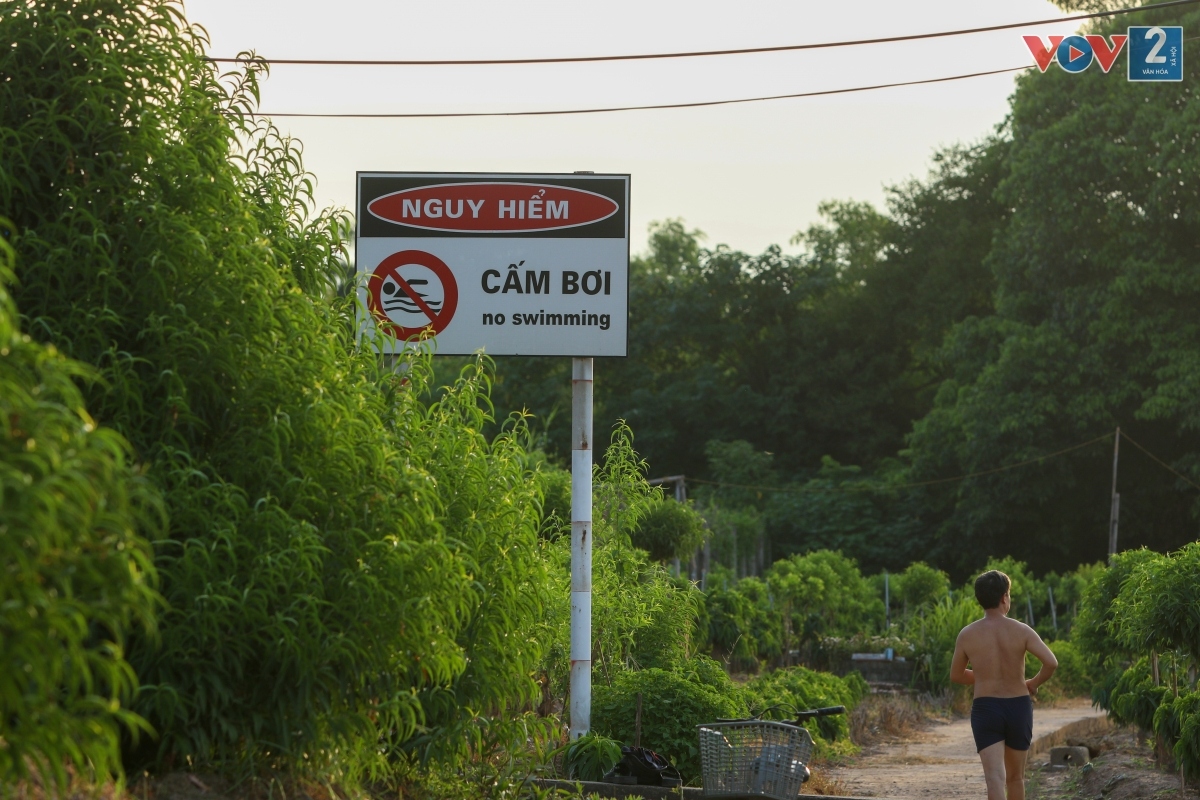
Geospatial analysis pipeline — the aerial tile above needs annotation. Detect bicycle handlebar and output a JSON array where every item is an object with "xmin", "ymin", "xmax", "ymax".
[{"xmin": 792, "ymin": 705, "xmax": 846, "ymax": 720}]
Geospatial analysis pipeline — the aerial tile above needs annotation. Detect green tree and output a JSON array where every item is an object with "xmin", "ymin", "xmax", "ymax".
[
  {"xmin": 766, "ymin": 550, "xmax": 882, "ymax": 652},
  {"xmin": 905, "ymin": 4, "xmax": 1200, "ymax": 574},
  {"xmin": 895, "ymin": 562, "xmax": 950, "ymax": 613}
]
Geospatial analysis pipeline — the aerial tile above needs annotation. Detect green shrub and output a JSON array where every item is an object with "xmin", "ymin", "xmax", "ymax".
[
  {"xmin": 629, "ymin": 580, "xmax": 704, "ymax": 672},
  {"xmin": 743, "ymin": 666, "xmax": 866, "ymax": 743},
  {"xmin": 1043, "ymin": 640, "xmax": 1094, "ymax": 697},
  {"xmin": 1072, "ymin": 550, "xmax": 1161, "ymax": 666},
  {"xmin": 0, "ymin": 224, "xmax": 159, "ymax": 788},
  {"xmin": 592, "ymin": 668, "xmax": 747, "ymax": 782},
  {"xmin": 766, "ymin": 550, "xmax": 883, "ymax": 651},
  {"xmin": 1154, "ymin": 691, "xmax": 1200, "ymax": 782},
  {"xmin": 675, "ymin": 655, "xmax": 737, "ymax": 693},
  {"xmin": 895, "ymin": 562, "xmax": 950, "ymax": 612},
  {"xmin": 2, "ymin": 1, "xmax": 547, "ymax": 781},
  {"xmin": 631, "ymin": 497, "xmax": 707, "ymax": 562},
  {"xmin": 705, "ymin": 586, "xmax": 763, "ymax": 667},
  {"xmin": 558, "ymin": 732, "xmax": 623, "ymax": 782},
  {"xmin": 734, "ymin": 578, "xmax": 784, "ymax": 661},
  {"xmin": 1108, "ymin": 659, "xmax": 1169, "ymax": 732},
  {"xmin": 542, "ymin": 425, "xmax": 703, "ymax": 696},
  {"xmin": 536, "ymin": 461, "xmax": 572, "ymax": 540},
  {"xmin": 1112, "ymin": 543, "xmax": 1200, "ymax": 662},
  {"xmin": 904, "ymin": 593, "xmax": 980, "ymax": 689}
]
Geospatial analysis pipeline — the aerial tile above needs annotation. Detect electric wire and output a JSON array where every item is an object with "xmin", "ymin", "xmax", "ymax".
[
  {"xmin": 1117, "ymin": 430, "xmax": 1200, "ymax": 492},
  {"xmin": 205, "ymin": 0, "xmax": 1200, "ymax": 66},
  {"xmin": 250, "ymin": 65, "xmax": 1033, "ymax": 118},
  {"xmin": 688, "ymin": 433, "xmax": 1116, "ymax": 496},
  {"xmin": 689, "ymin": 430, "xmax": 1200, "ymax": 496}
]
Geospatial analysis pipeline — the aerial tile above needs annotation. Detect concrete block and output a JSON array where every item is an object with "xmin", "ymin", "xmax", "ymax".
[{"xmin": 1049, "ymin": 745, "xmax": 1090, "ymax": 767}]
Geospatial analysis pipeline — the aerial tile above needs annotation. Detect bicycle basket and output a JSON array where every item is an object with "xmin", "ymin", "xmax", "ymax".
[{"xmin": 697, "ymin": 719, "xmax": 814, "ymax": 800}]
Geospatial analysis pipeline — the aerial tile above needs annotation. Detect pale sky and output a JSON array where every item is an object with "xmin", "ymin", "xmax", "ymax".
[{"xmin": 185, "ymin": 0, "xmax": 1081, "ymax": 255}]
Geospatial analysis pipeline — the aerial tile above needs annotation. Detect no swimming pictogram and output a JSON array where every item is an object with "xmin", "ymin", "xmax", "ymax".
[
  {"xmin": 367, "ymin": 249, "xmax": 459, "ymax": 340},
  {"xmin": 357, "ymin": 172, "xmax": 629, "ymax": 356}
]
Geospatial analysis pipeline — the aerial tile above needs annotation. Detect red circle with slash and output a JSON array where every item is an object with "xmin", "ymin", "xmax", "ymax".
[{"xmin": 367, "ymin": 249, "xmax": 459, "ymax": 340}]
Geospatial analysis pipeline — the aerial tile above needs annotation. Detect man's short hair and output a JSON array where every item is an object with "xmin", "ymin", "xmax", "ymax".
[{"xmin": 975, "ymin": 570, "xmax": 1011, "ymax": 609}]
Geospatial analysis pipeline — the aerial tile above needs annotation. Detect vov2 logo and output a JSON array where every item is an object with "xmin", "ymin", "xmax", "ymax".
[{"xmin": 1023, "ymin": 27, "xmax": 1183, "ymax": 81}]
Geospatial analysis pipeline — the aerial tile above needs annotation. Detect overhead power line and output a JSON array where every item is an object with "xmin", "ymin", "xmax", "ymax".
[
  {"xmin": 689, "ymin": 433, "xmax": 1116, "ymax": 496},
  {"xmin": 252, "ymin": 65, "xmax": 1032, "ymax": 119},
  {"xmin": 1119, "ymin": 430, "xmax": 1200, "ymax": 491},
  {"xmin": 206, "ymin": 0, "xmax": 1200, "ymax": 66},
  {"xmin": 689, "ymin": 430, "xmax": 1200, "ymax": 497}
]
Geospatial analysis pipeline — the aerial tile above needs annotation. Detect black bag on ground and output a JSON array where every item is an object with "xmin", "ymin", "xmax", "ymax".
[{"xmin": 602, "ymin": 746, "xmax": 682, "ymax": 786}]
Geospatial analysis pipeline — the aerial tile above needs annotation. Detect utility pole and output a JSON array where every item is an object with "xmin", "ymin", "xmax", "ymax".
[
  {"xmin": 1109, "ymin": 427, "xmax": 1121, "ymax": 560},
  {"xmin": 884, "ymin": 570, "xmax": 890, "ymax": 630},
  {"xmin": 569, "ymin": 357, "xmax": 593, "ymax": 739}
]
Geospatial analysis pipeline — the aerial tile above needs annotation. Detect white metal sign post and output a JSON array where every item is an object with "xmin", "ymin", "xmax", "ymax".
[
  {"xmin": 356, "ymin": 172, "xmax": 630, "ymax": 739},
  {"xmin": 570, "ymin": 356, "xmax": 592, "ymax": 738}
]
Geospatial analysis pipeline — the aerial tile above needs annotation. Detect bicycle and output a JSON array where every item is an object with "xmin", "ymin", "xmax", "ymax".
[{"xmin": 697, "ymin": 704, "xmax": 846, "ymax": 799}]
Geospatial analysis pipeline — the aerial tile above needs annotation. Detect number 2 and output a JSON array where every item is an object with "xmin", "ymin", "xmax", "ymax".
[{"xmin": 1145, "ymin": 26, "xmax": 1168, "ymax": 64}]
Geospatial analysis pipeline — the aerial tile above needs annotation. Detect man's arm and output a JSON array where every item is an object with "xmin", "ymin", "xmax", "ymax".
[
  {"xmin": 950, "ymin": 630, "xmax": 975, "ymax": 685},
  {"xmin": 1024, "ymin": 626, "xmax": 1058, "ymax": 695}
]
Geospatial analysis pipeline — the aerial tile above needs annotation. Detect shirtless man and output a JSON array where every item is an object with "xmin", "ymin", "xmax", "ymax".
[{"xmin": 950, "ymin": 570, "xmax": 1058, "ymax": 800}]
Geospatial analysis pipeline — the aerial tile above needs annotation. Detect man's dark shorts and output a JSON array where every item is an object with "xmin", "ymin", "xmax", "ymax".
[{"xmin": 970, "ymin": 695, "xmax": 1033, "ymax": 752}]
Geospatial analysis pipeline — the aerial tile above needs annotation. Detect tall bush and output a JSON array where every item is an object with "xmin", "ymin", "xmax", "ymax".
[
  {"xmin": 592, "ymin": 668, "xmax": 746, "ymax": 783},
  {"xmin": 541, "ymin": 425, "xmax": 702, "ymax": 700},
  {"xmin": 766, "ymin": 550, "xmax": 882, "ymax": 653},
  {"xmin": 894, "ymin": 561, "xmax": 950, "ymax": 613},
  {"xmin": 632, "ymin": 496, "xmax": 706, "ymax": 563},
  {"xmin": 1111, "ymin": 543, "xmax": 1200, "ymax": 663},
  {"xmin": 904, "ymin": 593, "xmax": 980, "ymax": 689},
  {"xmin": 0, "ymin": 224, "xmax": 158, "ymax": 787},
  {"xmin": 1, "ymin": 0, "xmax": 546, "ymax": 781},
  {"xmin": 743, "ymin": 667, "xmax": 867, "ymax": 743}
]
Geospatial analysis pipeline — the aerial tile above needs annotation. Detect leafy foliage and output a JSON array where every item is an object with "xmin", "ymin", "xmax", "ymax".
[
  {"xmin": 541, "ymin": 424, "xmax": 703, "ymax": 698},
  {"xmin": 1111, "ymin": 542, "xmax": 1200, "ymax": 662},
  {"xmin": 765, "ymin": 550, "xmax": 883, "ymax": 654},
  {"xmin": 1079, "ymin": 547, "xmax": 1200, "ymax": 779},
  {"xmin": 1155, "ymin": 691, "xmax": 1200, "ymax": 782},
  {"xmin": 1072, "ymin": 549, "xmax": 1160, "ymax": 668},
  {"xmin": 743, "ymin": 667, "xmax": 867, "ymax": 743},
  {"xmin": 2, "ymin": 0, "xmax": 546, "ymax": 782},
  {"xmin": 475, "ymin": 6, "xmax": 1200, "ymax": 582},
  {"xmin": 592, "ymin": 668, "xmax": 746, "ymax": 783},
  {"xmin": 706, "ymin": 585, "xmax": 765, "ymax": 666},
  {"xmin": 894, "ymin": 562, "xmax": 950, "ymax": 613},
  {"xmin": 906, "ymin": 4, "xmax": 1200, "ymax": 574},
  {"xmin": 0, "ymin": 222, "xmax": 158, "ymax": 788},
  {"xmin": 557, "ymin": 732, "xmax": 622, "ymax": 782},
  {"xmin": 1043, "ymin": 641, "xmax": 1095, "ymax": 698},
  {"xmin": 631, "ymin": 496, "xmax": 706, "ymax": 563},
  {"xmin": 1108, "ymin": 660, "xmax": 1169, "ymax": 732},
  {"xmin": 904, "ymin": 594, "xmax": 981, "ymax": 690}
]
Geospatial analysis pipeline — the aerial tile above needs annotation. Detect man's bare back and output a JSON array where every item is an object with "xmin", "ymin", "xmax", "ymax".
[
  {"xmin": 950, "ymin": 571, "xmax": 1057, "ymax": 800},
  {"xmin": 953, "ymin": 614, "xmax": 1055, "ymax": 698}
]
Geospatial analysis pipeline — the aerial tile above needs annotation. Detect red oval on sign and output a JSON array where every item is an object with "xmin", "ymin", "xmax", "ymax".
[{"xmin": 367, "ymin": 182, "xmax": 619, "ymax": 233}]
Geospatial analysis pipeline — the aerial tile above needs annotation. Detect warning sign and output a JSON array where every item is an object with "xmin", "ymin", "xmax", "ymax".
[
  {"xmin": 366, "ymin": 250, "xmax": 459, "ymax": 339},
  {"xmin": 356, "ymin": 172, "xmax": 629, "ymax": 358}
]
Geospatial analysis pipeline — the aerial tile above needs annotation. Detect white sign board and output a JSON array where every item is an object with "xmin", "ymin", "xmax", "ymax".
[{"xmin": 356, "ymin": 172, "xmax": 630, "ymax": 357}]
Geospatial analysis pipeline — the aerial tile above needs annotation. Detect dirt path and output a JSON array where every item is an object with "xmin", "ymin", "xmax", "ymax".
[{"xmin": 827, "ymin": 699, "xmax": 1105, "ymax": 799}]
